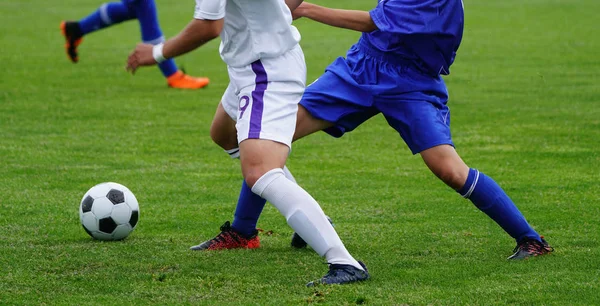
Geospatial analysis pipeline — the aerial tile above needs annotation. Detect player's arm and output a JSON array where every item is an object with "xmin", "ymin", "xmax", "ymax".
[
  {"xmin": 162, "ymin": 19, "xmax": 223, "ymax": 59},
  {"xmin": 126, "ymin": 1, "xmax": 225, "ymax": 74},
  {"xmin": 292, "ymin": 2, "xmax": 377, "ymax": 33},
  {"xmin": 285, "ymin": 0, "xmax": 304, "ymax": 12}
]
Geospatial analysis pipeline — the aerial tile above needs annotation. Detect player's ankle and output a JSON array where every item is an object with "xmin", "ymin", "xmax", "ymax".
[
  {"xmin": 66, "ymin": 21, "xmax": 84, "ymax": 39},
  {"xmin": 166, "ymin": 71, "xmax": 184, "ymax": 81}
]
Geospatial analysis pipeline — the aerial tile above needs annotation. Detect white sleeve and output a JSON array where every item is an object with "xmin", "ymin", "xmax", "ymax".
[{"xmin": 194, "ymin": 0, "xmax": 226, "ymax": 20}]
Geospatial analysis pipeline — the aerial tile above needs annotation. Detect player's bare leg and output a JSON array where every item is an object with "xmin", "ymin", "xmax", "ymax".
[
  {"xmin": 420, "ymin": 144, "xmax": 469, "ymax": 190},
  {"xmin": 190, "ymin": 102, "xmax": 260, "ymax": 250},
  {"xmin": 210, "ymin": 102, "xmax": 239, "ymax": 152},
  {"xmin": 211, "ymin": 104, "xmax": 332, "ymax": 151},
  {"xmin": 193, "ymin": 103, "xmax": 330, "ymax": 250},
  {"xmin": 239, "ymin": 139, "xmax": 288, "ymax": 186},
  {"xmin": 241, "ymin": 138, "xmax": 368, "ymax": 285},
  {"xmin": 420, "ymin": 144, "xmax": 553, "ymax": 259},
  {"xmin": 207, "ymin": 104, "xmax": 337, "ymax": 249},
  {"xmin": 293, "ymin": 105, "xmax": 334, "ymax": 141}
]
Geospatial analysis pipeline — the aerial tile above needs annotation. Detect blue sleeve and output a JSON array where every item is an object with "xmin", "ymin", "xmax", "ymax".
[{"xmin": 370, "ymin": 0, "xmax": 457, "ymax": 35}]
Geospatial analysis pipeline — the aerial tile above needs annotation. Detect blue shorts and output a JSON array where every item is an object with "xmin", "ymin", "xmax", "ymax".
[{"xmin": 300, "ymin": 40, "xmax": 453, "ymax": 154}]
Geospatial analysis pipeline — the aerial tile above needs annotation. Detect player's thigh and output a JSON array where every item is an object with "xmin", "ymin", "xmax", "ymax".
[
  {"xmin": 210, "ymin": 83, "xmax": 239, "ymax": 150},
  {"xmin": 300, "ymin": 71, "xmax": 376, "ymax": 139},
  {"xmin": 377, "ymin": 99, "xmax": 453, "ymax": 155},
  {"xmin": 293, "ymin": 105, "xmax": 333, "ymax": 142},
  {"xmin": 377, "ymin": 98, "xmax": 468, "ymax": 188},
  {"xmin": 210, "ymin": 104, "xmax": 237, "ymax": 151}
]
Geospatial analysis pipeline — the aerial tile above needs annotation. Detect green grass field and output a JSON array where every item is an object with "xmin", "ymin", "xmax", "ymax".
[{"xmin": 2, "ymin": 0, "xmax": 600, "ymax": 304}]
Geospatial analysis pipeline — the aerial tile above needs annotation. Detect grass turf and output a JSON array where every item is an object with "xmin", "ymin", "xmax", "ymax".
[{"xmin": 1, "ymin": 0, "xmax": 599, "ymax": 304}]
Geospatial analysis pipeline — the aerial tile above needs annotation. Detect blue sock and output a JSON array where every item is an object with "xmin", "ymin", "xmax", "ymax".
[
  {"xmin": 78, "ymin": 2, "xmax": 136, "ymax": 35},
  {"xmin": 231, "ymin": 180, "xmax": 267, "ymax": 237},
  {"xmin": 130, "ymin": 0, "xmax": 178, "ymax": 77},
  {"xmin": 459, "ymin": 168, "xmax": 541, "ymax": 242}
]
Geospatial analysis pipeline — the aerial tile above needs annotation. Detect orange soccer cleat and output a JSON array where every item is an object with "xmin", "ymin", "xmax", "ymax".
[
  {"xmin": 167, "ymin": 71, "xmax": 210, "ymax": 89},
  {"xmin": 60, "ymin": 21, "xmax": 83, "ymax": 63}
]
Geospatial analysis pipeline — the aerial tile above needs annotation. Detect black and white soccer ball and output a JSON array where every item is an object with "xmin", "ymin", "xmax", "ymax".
[{"xmin": 79, "ymin": 182, "xmax": 139, "ymax": 241}]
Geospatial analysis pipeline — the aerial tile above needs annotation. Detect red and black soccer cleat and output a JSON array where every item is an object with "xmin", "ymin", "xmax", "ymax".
[
  {"xmin": 507, "ymin": 236, "xmax": 553, "ymax": 260},
  {"xmin": 190, "ymin": 221, "xmax": 260, "ymax": 251}
]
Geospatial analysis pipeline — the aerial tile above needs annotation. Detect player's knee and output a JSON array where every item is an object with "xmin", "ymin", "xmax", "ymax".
[
  {"xmin": 242, "ymin": 162, "xmax": 283, "ymax": 188},
  {"xmin": 241, "ymin": 159, "xmax": 264, "ymax": 187},
  {"xmin": 434, "ymin": 166, "xmax": 467, "ymax": 190},
  {"xmin": 242, "ymin": 168, "xmax": 266, "ymax": 188},
  {"xmin": 422, "ymin": 146, "xmax": 469, "ymax": 189},
  {"xmin": 240, "ymin": 140, "xmax": 289, "ymax": 187}
]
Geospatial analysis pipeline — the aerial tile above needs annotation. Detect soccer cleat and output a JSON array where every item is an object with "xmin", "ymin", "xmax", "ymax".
[
  {"xmin": 190, "ymin": 221, "xmax": 259, "ymax": 251},
  {"xmin": 290, "ymin": 231, "xmax": 307, "ymax": 248},
  {"xmin": 291, "ymin": 216, "xmax": 333, "ymax": 249},
  {"xmin": 60, "ymin": 21, "xmax": 83, "ymax": 63},
  {"xmin": 507, "ymin": 236, "xmax": 554, "ymax": 260},
  {"xmin": 167, "ymin": 71, "xmax": 210, "ymax": 89},
  {"xmin": 306, "ymin": 261, "xmax": 370, "ymax": 287}
]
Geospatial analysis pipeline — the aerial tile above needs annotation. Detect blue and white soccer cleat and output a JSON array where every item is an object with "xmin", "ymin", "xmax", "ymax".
[{"xmin": 306, "ymin": 261, "xmax": 370, "ymax": 287}]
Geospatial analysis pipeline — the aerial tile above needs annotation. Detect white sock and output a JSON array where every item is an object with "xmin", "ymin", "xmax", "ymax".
[
  {"xmin": 252, "ymin": 168, "xmax": 362, "ymax": 269},
  {"xmin": 225, "ymin": 148, "xmax": 240, "ymax": 159},
  {"xmin": 282, "ymin": 166, "xmax": 296, "ymax": 183},
  {"xmin": 282, "ymin": 167, "xmax": 334, "ymax": 223}
]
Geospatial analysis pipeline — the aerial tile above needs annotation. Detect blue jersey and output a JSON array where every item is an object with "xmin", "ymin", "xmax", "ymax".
[{"xmin": 363, "ymin": 0, "xmax": 464, "ymax": 76}]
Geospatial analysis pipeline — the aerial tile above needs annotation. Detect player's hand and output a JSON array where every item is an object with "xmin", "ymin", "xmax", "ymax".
[{"xmin": 126, "ymin": 43, "xmax": 156, "ymax": 74}]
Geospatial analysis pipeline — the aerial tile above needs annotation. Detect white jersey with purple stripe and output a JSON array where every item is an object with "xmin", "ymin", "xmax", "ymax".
[{"xmin": 193, "ymin": 0, "xmax": 301, "ymax": 68}]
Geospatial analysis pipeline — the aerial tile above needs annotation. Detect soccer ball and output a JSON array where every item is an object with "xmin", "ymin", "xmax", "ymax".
[{"xmin": 79, "ymin": 182, "xmax": 139, "ymax": 241}]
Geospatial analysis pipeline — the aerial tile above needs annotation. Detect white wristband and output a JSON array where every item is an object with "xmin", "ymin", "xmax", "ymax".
[{"xmin": 152, "ymin": 43, "xmax": 166, "ymax": 63}]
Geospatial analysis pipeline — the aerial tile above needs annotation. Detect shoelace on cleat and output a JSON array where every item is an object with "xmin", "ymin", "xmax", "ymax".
[
  {"xmin": 212, "ymin": 231, "xmax": 242, "ymax": 244},
  {"xmin": 540, "ymin": 236, "xmax": 554, "ymax": 253},
  {"xmin": 326, "ymin": 264, "xmax": 358, "ymax": 277},
  {"xmin": 205, "ymin": 222, "xmax": 257, "ymax": 249},
  {"xmin": 513, "ymin": 238, "xmax": 552, "ymax": 255}
]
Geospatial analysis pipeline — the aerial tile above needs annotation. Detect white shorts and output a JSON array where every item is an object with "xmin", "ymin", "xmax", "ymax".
[{"xmin": 221, "ymin": 44, "xmax": 306, "ymax": 148}]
